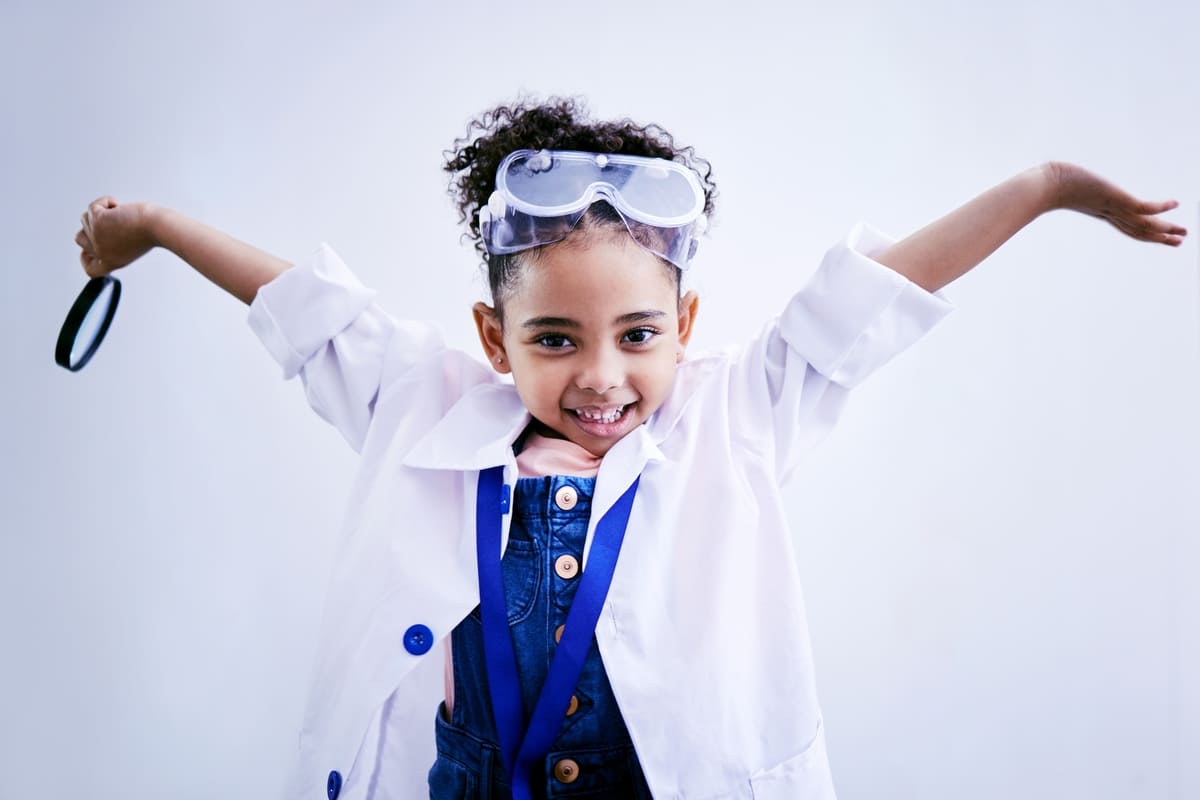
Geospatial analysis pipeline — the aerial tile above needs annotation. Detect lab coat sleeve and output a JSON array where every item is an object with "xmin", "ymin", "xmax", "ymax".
[
  {"xmin": 738, "ymin": 223, "xmax": 954, "ymax": 482},
  {"xmin": 247, "ymin": 243, "xmax": 445, "ymax": 453}
]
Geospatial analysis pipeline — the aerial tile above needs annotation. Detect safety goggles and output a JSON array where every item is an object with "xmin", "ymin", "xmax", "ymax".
[{"xmin": 479, "ymin": 149, "xmax": 707, "ymax": 270}]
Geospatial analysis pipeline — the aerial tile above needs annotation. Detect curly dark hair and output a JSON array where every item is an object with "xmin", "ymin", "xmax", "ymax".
[{"xmin": 443, "ymin": 96, "xmax": 717, "ymax": 314}]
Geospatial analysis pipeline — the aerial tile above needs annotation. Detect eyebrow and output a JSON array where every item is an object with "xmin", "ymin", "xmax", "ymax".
[{"xmin": 521, "ymin": 310, "xmax": 668, "ymax": 330}]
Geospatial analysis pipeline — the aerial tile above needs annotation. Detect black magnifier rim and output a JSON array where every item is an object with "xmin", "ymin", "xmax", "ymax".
[{"xmin": 56, "ymin": 275, "xmax": 121, "ymax": 372}]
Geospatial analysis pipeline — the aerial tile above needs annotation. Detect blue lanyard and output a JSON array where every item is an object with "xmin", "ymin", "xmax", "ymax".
[{"xmin": 475, "ymin": 466, "xmax": 640, "ymax": 799}]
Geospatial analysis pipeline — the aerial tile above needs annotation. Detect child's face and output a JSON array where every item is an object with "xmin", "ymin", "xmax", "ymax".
[{"xmin": 474, "ymin": 233, "xmax": 698, "ymax": 458}]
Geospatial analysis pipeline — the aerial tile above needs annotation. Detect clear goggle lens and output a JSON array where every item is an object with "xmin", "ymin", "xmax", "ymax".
[{"xmin": 480, "ymin": 149, "xmax": 706, "ymax": 269}]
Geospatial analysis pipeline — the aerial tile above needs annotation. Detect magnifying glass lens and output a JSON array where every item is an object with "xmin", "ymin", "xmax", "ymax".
[{"xmin": 56, "ymin": 276, "xmax": 121, "ymax": 372}]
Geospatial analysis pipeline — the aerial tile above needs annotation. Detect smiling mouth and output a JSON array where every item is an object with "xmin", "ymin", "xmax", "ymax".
[{"xmin": 570, "ymin": 404, "xmax": 631, "ymax": 425}]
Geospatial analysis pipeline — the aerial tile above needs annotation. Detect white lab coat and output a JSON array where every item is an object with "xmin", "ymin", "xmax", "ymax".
[{"xmin": 247, "ymin": 224, "xmax": 953, "ymax": 800}]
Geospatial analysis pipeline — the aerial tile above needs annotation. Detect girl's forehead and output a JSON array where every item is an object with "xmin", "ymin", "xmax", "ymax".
[{"xmin": 512, "ymin": 236, "xmax": 678, "ymax": 313}]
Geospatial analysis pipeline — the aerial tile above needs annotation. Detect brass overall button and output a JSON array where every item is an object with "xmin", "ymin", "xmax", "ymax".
[
  {"xmin": 554, "ymin": 485, "xmax": 578, "ymax": 510},
  {"xmin": 554, "ymin": 624, "xmax": 565, "ymax": 643},
  {"xmin": 565, "ymin": 695, "xmax": 579, "ymax": 716},
  {"xmin": 553, "ymin": 758, "xmax": 580, "ymax": 784},
  {"xmin": 554, "ymin": 554, "xmax": 579, "ymax": 579}
]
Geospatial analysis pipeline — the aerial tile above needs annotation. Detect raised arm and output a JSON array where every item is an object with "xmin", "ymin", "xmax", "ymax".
[
  {"xmin": 75, "ymin": 196, "xmax": 289, "ymax": 304},
  {"xmin": 875, "ymin": 162, "xmax": 1188, "ymax": 293}
]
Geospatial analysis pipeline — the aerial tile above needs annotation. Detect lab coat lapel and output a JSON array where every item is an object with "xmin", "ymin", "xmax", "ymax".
[
  {"xmin": 400, "ymin": 383, "xmax": 529, "ymax": 561},
  {"xmin": 401, "ymin": 382, "xmax": 529, "ymax": 472},
  {"xmin": 584, "ymin": 424, "xmax": 664, "ymax": 570},
  {"xmin": 579, "ymin": 358, "xmax": 718, "ymax": 569}
]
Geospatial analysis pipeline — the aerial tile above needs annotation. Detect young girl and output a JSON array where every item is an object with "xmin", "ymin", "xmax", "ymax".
[{"xmin": 75, "ymin": 97, "xmax": 1185, "ymax": 800}]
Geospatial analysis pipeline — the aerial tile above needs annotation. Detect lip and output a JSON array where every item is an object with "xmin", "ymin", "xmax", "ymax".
[{"xmin": 566, "ymin": 402, "xmax": 637, "ymax": 439}]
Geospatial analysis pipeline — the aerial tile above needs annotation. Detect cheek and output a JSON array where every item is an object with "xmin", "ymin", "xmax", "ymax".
[
  {"xmin": 511, "ymin": 360, "xmax": 566, "ymax": 406},
  {"xmin": 634, "ymin": 355, "xmax": 679, "ymax": 395}
]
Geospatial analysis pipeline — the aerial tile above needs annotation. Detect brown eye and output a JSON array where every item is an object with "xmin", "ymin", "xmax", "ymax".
[
  {"xmin": 622, "ymin": 327, "xmax": 659, "ymax": 345},
  {"xmin": 536, "ymin": 334, "xmax": 572, "ymax": 349}
]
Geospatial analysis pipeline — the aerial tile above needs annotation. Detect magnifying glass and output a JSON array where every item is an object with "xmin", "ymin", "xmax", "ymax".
[{"xmin": 55, "ymin": 276, "xmax": 121, "ymax": 371}]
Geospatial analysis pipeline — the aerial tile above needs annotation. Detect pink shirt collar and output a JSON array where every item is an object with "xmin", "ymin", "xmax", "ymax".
[{"xmin": 515, "ymin": 430, "xmax": 601, "ymax": 478}]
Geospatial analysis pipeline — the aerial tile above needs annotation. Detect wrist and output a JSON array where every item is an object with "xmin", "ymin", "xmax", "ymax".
[
  {"xmin": 138, "ymin": 202, "xmax": 167, "ymax": 249},
  {"xmin": 1038, "ymin": 161, "xmax": 1072, "ymax": 213}
]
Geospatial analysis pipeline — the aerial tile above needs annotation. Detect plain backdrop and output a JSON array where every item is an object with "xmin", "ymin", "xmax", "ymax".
[{"xmin": 2, "ymin": 1, "xmax": 1197, "ymax": 798}]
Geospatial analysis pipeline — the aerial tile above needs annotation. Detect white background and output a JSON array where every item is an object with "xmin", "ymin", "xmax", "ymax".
[{"xmin": 2, "ymin": 1, "xmax": 1197, "ymax": 798}]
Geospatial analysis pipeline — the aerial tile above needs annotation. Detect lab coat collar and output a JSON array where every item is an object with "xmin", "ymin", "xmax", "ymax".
[
  {"xmin": 643, "ymin": 354, "xmax": 718, "ymax": 444},
  {"xmin": 401, "ymin": 383, "xmax": 530, "ymax": 470},
  {"xmin": 400, "ymin": 357, "xmax": 718, "ymax": 472}
]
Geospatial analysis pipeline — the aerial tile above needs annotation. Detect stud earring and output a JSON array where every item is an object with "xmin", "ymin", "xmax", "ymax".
[{"xmin": 495, "ymin": 356, "xmax": 504, "ymax": 365}]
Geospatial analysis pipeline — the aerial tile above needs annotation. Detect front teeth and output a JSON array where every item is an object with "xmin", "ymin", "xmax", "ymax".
[{"xmin": 577, "ymin": 405, "xmax": 626, "ymax": 424}]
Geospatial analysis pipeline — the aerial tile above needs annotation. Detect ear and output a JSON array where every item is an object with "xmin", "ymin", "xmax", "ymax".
[
  {"xmin": 473, "ymin": 302, "xmax": 510, "ymax": 374},
  {"xmin": 676, "ymin": 291, "xmax": 699, "ymax": 350}
]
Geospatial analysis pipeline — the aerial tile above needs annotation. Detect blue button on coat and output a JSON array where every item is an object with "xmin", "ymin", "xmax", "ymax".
[{"xmin": 403, "ymin": 623, "xmax": 434, "ymax": 655}]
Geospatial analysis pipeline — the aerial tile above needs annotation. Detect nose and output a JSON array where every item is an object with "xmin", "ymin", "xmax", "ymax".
[{"xmin": 575, "ymin": 343, "xmax": 624, "ymax": 394}]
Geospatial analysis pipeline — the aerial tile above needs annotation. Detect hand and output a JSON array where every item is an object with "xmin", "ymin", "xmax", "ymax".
[
  {"xmin": 1047, "ymin": 162, "xmax": 1187, "ymax": 246},
  {"xmin": 74, "ymin": 196, "xmax": 158, "ymax": 277}
]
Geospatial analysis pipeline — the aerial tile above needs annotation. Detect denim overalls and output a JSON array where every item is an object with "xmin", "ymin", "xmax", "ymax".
[{"xmin": 428, "ymin": 475, "xmax": 653, "ymax": 799}]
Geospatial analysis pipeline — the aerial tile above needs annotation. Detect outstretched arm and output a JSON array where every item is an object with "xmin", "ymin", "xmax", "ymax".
[
  {"xmin": 876, "ymin": 162, "xmax": 1187, "ymax": 293},
  {"xmin": 75, "ymin": 197, "xmax": 290, "ymax": 305}
]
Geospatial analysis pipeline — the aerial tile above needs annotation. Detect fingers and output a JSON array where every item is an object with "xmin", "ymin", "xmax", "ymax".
[
  {"xmin": 1132, "ymin": 206, "xmax": 1187, "ymax": 245},
  {"xmin": 83, "ymin": 196, "xmax": 116, "ymax": 238},
  {"xmin": 1105, "ymin": 193, "xmax": 1187, "ymax": 246},
  {"xmin": 1155, "ymin": 229, "xmax": 1186, "ymax": 246},
  {"xmin": 1156, "ymin": 219, "xmax": 1188, "ymax": 242},
  {"xmin": 90, "ymin": 195, "xmax": 117, "ymax": 214},
  {"xmin": 78, "ymin": 196, "xmax": 117, "ymax": 275},
  {"xmin": 77, "ymin": 198, "xmax": 116, "ymax": 275},
  {"xmin": 78, "ymin": 248, "xmax": 105, "ymax": 277},
  {"xmin": 1133, "ymin": 198, "xmax": 1179, "ymax": 215},
  {"xmin": 76, "ymin": 222, "xmax": 96, "ymax": 274},
  {"xmin": 1110, "ymin": 213, "xmax": 1187, "ymax": 246},
  {"xmin": 1139, "ymin": 228, "xmax": 1186, "ymax": 246}
]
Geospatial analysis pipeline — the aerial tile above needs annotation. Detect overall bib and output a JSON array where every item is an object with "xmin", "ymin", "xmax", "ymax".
[{"xmin": 428, "ymin": 475, "xmax": 653, "ymax": 799}]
